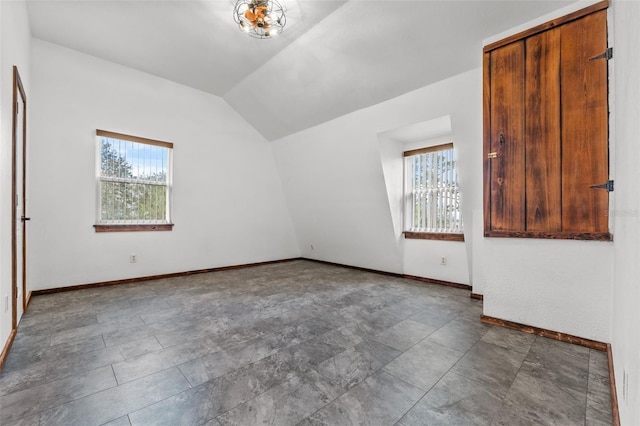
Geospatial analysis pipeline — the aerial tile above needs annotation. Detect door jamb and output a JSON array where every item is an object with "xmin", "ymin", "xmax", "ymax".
[{"xmin": 12, "ymin": 65, "xmax": 28, "ymax": 330}]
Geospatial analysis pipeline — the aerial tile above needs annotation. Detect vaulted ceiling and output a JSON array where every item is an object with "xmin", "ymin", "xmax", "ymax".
[{"xmin": 26, "ymin": 0, "xmax": 575, "ymax": 140}]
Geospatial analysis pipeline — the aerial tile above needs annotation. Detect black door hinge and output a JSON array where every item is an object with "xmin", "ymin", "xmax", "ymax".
[
  {"xmin": 589, "ymin": 47, "xmax": 613, "ymax": 61},
  {"xmin": 590, "ymin": 180, "xmax": 614, "ymax": 192}
]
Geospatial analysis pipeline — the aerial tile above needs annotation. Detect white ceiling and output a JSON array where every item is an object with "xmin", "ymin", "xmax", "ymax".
[{"xmin": 26, "ymin": 0, "xmax": 576, "ymax": 140}]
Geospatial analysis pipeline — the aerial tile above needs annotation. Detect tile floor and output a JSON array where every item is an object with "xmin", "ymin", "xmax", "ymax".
[{"xmin": 0, "ymin": 260, "xmax": 613, "ymax": 425}]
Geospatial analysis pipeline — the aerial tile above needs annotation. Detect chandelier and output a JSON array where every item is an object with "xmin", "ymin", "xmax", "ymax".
[{"xmin": 233, "ymin": 0, "xmax": 286, "ymax": 39}]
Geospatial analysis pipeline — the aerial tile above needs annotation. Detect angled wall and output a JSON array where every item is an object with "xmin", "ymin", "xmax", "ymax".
[{"xmin": 271, "ymin": 68, "xmax": 482, "ymax": 280}]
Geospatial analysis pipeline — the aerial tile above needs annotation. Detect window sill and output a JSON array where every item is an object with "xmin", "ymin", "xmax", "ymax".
[
  {"xmin": 94, "ymin": 224, "xmax": 174, "ymax": 233},
  {"xmin": 403, "ymin": 232, "xmax": 465, "ymax": 242}
]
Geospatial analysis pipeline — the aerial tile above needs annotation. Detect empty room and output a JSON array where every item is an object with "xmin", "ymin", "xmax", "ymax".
[{"xmin": 0, "ymin": 0, "xmax": 638, "ymax": 424}]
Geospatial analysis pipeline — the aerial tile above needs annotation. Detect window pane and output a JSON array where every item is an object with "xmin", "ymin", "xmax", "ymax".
[
  {"xmin": 101, "ymin": 138, "xmax": 168, "ymax": 183},
  {"xmin": 98, "ymin": 134, "xmax": 171, "ymax": 224},
  {"xmin": 101, "ymin": 138, "xmax": 133, "ymax": 178},
  {"xmin": 100, "ymin": 182, "xmax": 167, "ymax": 222},
  {"xmin": 406, "ymin": 145, "xmax": 462, "ymax": 233}
]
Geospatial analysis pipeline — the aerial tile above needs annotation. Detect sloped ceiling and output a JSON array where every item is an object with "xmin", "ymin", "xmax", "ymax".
[{"xmin": 26, "ymin": 0, "xmax": 575, "ymax": 140}]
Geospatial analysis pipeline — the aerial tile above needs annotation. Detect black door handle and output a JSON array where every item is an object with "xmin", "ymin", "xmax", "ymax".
[{"xmin": 21, "ymin": 216, "xmax": 31, "ymax": 222}]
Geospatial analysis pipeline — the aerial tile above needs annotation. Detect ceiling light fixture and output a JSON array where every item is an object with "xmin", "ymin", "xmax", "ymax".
[{"xmin": 233, "ymin": 0, "xmax": 286, "ymax": 39}]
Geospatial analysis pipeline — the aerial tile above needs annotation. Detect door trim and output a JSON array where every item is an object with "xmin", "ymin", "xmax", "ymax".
[{"xmin": 12, "ymin": 65, "xmax": 28, "ymax": 330}]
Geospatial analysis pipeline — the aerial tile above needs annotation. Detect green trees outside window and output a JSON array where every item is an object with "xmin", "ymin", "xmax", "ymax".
[{"xmin": 98, "ymin": 134, "xmax": 171, "ymax": 224}]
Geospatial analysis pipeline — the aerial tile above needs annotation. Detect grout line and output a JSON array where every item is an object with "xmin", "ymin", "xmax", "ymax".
[
  {"xmin": 175, "ymin": 364, "xmax": 194, "ymax": 389},
  {"xmin": 7, "ymin": 364, "xmax": 121, "ymax": 426},
  {"xmin": 585, "ymin": 350, "xmax": 595, "ymax": 421},
  {"xmin": 106, "ymin": 367, "xmax": 193, "ymax": 424},
  {"xmin": 5, "ymin": 263, "xmax": 607, "ymax": 425},
  {"xmin": 484, "ymin": 334, "xmax": 538, "ymax": 425}
]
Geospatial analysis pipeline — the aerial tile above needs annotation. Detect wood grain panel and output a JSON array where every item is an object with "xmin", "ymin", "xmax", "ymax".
[
  {"xmin": 483, "ymin": 52, "xmax": 492, "ymax": 235},
  {"xmin": 403, "ymin": 232, "xmax": 464, "ymax": 242},
  {"xmin": 484, "ymin": 230, "xmax": 612, "ymax": 241},
  {"xmin": 96, "ymin": 129, "xmax": 173, "ymax": 149},
  {"xmin": 93, "ymin": 224, "xmax": 174, "ymax": 232},
  {"xmin": 402, "ymin": 275, "xmax": 472, "ymax": 290},
  {"xmin": 481, "ymin": 315, "xmax": 607, "ymax": 351},
  {"xmin": 0, "ymin": 329, "xmax": 17, "ymax": 372},
  {"xmin": 483, "ymin": 0, "xmax": 609, "ymax": 52},
  {"xmin": 404, "ymin": 143, "xmax": 453, "ymax": 157},
  {"xmin": 32, "ymin": 258, "xmax": 302, "ymax": 295},
  {"xmin": 607, "ymin": 344, "xmax": 621, "ymax": 426},
  {"xmin": 525, "ymin": 29, "xmax": 562, "ymax": 232},
  {"xmin": 560, "ymin": 11, "xmax": 609, "ymax": 233},
  {"xmin": 489, "ymin": 41, "xmax": 526, "ymax": 231},
  {"xmin": 303, "ymin": 259, "xmax": 472, "ymax": 290},
  {"xmin": 33, "ymin": 258, "xmax": 471, "ymax": 297}
]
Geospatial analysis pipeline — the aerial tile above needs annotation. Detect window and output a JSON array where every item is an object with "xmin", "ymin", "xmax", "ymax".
[
  {"xmin": 94, "ymin": 130, "xmax": 174, "ymax": 232},
  {"xmin": 404, "ymin": 143, "xmax": 463, "ymax": 241}
]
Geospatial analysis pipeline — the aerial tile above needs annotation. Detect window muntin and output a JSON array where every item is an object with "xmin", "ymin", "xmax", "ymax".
[
  {"xmin": 96, "ymin": 130, "xmax": 173, "ymax": 226},
  {"xmin": 404, "ymin": 143, "xmax": 463, "ymax": 234}
]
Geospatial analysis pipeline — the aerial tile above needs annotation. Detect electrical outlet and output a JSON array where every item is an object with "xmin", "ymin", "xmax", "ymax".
[
  {"xmin": 440, "ymin": 256, "xmax": 447, "ymax": 265},
  {"xmin": 130, "ymin": 254, "xmax": 137, "ymax": 263},
  {"xmin": 4, "ymin": 296, "xmax": 8, "ymax": 313}
]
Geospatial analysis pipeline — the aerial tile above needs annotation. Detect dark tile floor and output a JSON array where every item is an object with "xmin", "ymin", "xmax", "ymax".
[{"xmin": 0, "ymin": 260, "xmax": 612, "ymax": 425}]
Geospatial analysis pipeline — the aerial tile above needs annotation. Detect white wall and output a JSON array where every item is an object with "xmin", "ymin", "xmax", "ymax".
[
  {"xmin": 272, "ymin": 68, "xmax": 482, "ymax": 282},
  {"xmin": 27, "ymin": 39, "xmax": 299, "ymax": 291},
  {"xmin": 403, "ymin": 239, "xmax": 469, "ymax": 284},
  {"xmin": 378, "ymin": 122, "xmax": 470, "ymax": 285},
  {"xmin": 611, "ymin": 1, "xmax": 640, "ymax": 423},
  {"xmin": 0, "ymin": 0, "xmax": 30, "ymax": 356},
  {"xmin": 482, "ymin": 239, "xmax": 612, "ymax": 341}
]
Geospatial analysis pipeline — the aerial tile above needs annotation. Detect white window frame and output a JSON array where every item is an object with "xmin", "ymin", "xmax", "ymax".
[
  {"xmin": 95, "ymin": 129, "xmax": 173, "ymax": 228},
  {"xmin": 404, "ymin": 143, "xmax": 463, "ymax": 234}
]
